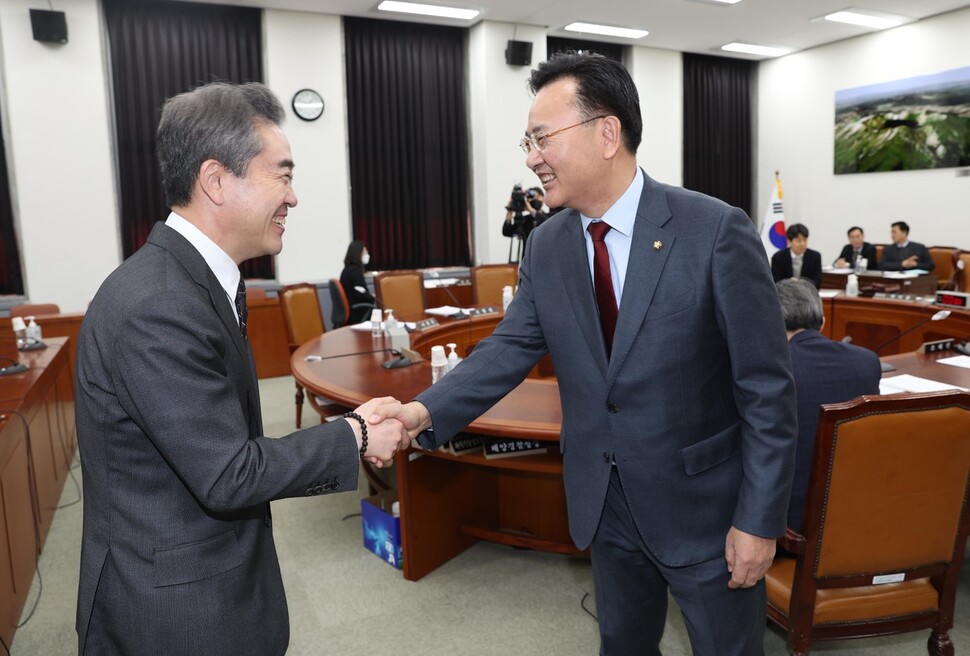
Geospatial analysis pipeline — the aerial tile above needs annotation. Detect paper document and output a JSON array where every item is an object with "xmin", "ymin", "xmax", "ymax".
[
  {"xmin": 879, "ymin": 374, "xmax": 968, "ymax": 395},
  {"xmin": 937, "ymin": 355, "xmax": 970, "ymax": 369},
  {"xmin": 823, "ymin": 266, "xmax": 853, "ymax": 273},
  {"xmin": 882, "ymin": 270, "xmax": 927, "ymax": 279},
  {"xmin": 349, "ymin": 321, "xmax": 417, "ymax": 332},
  {"xmin": 818, "ymin": 289, "xmax": 841, "ymax": 298},
  {"xmin": 423, "ymin": 278, "xmax": 460, "ymax": 288},
  {"xmin": 424, "ymin": 306, "xmax": 469, "ymax": 317}
]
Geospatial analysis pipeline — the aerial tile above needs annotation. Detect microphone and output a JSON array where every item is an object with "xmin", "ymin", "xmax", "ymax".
[
  {"xmin": 0, "ymin": 357, "xmax": 28, "ymax": 377},
  {"xmin": 304, "ymin": 347, "xmax": 413, "ymax": 369},
  {"xmin": 954, "ymin": 340, "xmax": 970, "ymax": 357},
  {"xmin": 872, "ymin": 309, "xmax": 950, "ymax": 372},
  {"xmin": 426, "ymin": 270, "xmax": 468, "ymax": 319}
]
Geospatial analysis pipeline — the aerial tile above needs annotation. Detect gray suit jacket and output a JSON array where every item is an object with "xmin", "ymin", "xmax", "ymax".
[
  {"xmin": 417, "ymin": 172, "xmax": 796, "ymax": 566},
  {"xmin": 75, "ymin": 223, "xmax": 360, "ymax": 655}
]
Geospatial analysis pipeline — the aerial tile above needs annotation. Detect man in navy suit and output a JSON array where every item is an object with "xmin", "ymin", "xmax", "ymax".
[
  {"xmin": 879, "ymin": 221, "xmax": 935, "ymax": 271},
  {"xmin": 771, "ymin": 223, "xmax": 822, "ymax": 288},
  {"xmin": 382, "ymin": 53, "xmax": 796, "ymax": 655},
  {"xmin": 833, "ymin": 226, "xmax": 878, "ymax": 270},
  {"xmin": 776, "ymin": 279, "xmax": 881, "ymax": 532},
  {"xmin": 75, "ymin": 82, "xmax": 409, "ymax": 655}
]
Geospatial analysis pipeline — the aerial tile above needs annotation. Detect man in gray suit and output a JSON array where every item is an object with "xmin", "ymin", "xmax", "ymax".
[
  {"xmin": 74, "ymin": 82, "xmax": 409, "ymax": 655},
  {"xmin": 381, "ymin": 54, "xmax": 796, "ymax": 654}
]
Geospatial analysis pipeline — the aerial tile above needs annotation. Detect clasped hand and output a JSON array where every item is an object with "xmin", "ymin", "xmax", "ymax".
[{"xmin": 348, "ymin": 398, "xmax": 432, "ymax": 468}]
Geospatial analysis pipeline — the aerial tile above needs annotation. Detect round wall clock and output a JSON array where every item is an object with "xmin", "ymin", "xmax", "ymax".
[{"xmin": 292, "ymin": 88, "xmax": 324, "ymax": 121}]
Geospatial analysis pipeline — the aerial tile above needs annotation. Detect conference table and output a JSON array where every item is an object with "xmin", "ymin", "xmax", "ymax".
[{"xmin": 292, "ymin": 295, "xmax": 970, "ymax": 581}]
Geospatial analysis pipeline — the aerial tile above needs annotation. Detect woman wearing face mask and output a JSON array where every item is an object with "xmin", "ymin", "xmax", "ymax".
[{"xmin": 340, "ymin": 240, "xmax": 377, "ymax": 324}]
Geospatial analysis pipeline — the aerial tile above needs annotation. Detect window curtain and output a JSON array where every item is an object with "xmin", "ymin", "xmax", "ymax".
[
  {"xmin": 344, "ymin": 17, "xmax": 471, "ymax": 269},
  {"xmin": 682, "ymin": 53, "xmax": 756, "ymax": 218},
  {"xmin": 103, "ymin": 0, "xmax": 272, "ymax": 279},
  {"xmin": 0, "ymin": 101, "xmax": 23, "ymax": 295}
]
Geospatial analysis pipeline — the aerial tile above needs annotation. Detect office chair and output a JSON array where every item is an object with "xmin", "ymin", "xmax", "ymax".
[
  {"xmin": 766, "ymin": 390, "xmax": 970, "ymax": 656},
  {"xmin": 277, "ymin": 283, "xmax": 348, "ymax": 428},
  {"xmin": 470, "ymin": 264, "xmax": 517, "ymax": 306},
  {"xmin": 10, "ymin": 303, "xmax": 60, "ymax": 318},
  {"xmin": 955, "ymin": 252, "xmax": 970, "ymax": 293},
  {"xmin": 927, "ymin": 246, "xmax": 958, "ymax": 290},
  {"xmin": 374, "ymin": 271, "xmax": 425, "ymax": 318},
  {"xmin": 328, "ymin": 278, "xmax": 374, "ymax": 329}
]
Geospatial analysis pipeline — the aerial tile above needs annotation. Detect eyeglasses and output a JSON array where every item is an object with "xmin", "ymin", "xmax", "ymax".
[{"xmin": 519, "ymin": 115, "xmax": 607, "ymax": 154}]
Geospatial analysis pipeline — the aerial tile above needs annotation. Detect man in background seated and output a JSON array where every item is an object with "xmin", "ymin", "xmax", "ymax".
[
  {"xmin": 771, "ymin": 223, "xmax": 822, "ymax": 289},
  {"xmin": 879, "ymin": 221, "xmax": 935, "ymax": 271},
  {"xmin": 833, "ymin": 225, "xmax": 878, "ymax": 270},
  {"xmin": 776, "ymin": 279, "xmax": 881, "ymax": 533}
]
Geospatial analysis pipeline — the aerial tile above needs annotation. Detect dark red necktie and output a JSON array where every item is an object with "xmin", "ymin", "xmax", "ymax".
[{"xmin": 587, "ymin": 221, "xmax": 618, "ymax": 356}]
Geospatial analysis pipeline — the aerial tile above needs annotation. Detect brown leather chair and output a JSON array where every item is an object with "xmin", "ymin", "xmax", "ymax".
[
  {"xmin": 874, "ymin": 244, "xmax": 885, "ymax": 265},
  {"xmin": 955, "ymin": 251, "xmax": 970, "ymax": 293},
  {"xmin": 766, "ymin": 390, "xmax": 970, "ymax": 656},
  {"xmin": 374, "ymin": 271, "xmax": 424, "ymax": 318},
  {"xmin": 10, "ymin": 303, "xmax": 60, "ymax": 318},
  {"xmin": 928, "ymin": 246, "xmax": 958, "ymax": 290},
  {"xmin": 470, "ymin": 264, "xmax": 517, "ymax": 306},
  {"xmin": 277, "ymin": 283, "xmax": 347, "ymax": 428}
]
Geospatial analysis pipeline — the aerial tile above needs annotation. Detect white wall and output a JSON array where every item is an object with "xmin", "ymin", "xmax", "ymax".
[
  {"xmin": 628, "ymin": 46, "xmax": 683, "ymax": 187},
  {"xmin": 757, "ymin": 7, "xmax": 970, "ymax": 263},
  {"xmin": 0, "ymin": 0, "xmax": 119, "ymax": 312},
  {"xmin": 264, "ymin": 10, "xmax": 352, "ymax": 284}
]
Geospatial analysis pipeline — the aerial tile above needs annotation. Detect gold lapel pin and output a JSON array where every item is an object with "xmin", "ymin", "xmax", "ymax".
[{"xmin": 653, "ymin": 240, "xmax": 663, "ymax": 250}]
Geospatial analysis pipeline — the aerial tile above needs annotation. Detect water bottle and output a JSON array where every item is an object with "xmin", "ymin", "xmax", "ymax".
[
  {"xmin": 502, "ymin": 285, "xmax": 513, "ymax": 312},
  {"xmin": 430, "ymin": 345, "xmax": 447, "ymax": 384},
  {"xmin": 446, "ymin": 343, "xmax": 461, "ymax": 373},
  {"xmin": 11, "ymin": 316, "xmax": 27, "ymax": 350},
  {"xmin": 854, "ymin": 257, "xmax": 867, "ymax": 275},
  {"xmin": 845, "ymin": 273, "xmax": 859, "ymax": 297},
  {"xmin": 370, "ymin": 308, "xmax": 382, "ymax": 338}
]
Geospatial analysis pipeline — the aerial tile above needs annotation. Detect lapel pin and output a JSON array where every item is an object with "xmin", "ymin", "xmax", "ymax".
[{"xmin": 653, "ymin": 240, "xmax": 663, "ymax": 251}]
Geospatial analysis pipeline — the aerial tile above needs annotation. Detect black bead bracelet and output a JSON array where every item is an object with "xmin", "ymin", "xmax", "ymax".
[{"xmin": 344, "ymin": 411, "xmax": 368, "ymax": 458}]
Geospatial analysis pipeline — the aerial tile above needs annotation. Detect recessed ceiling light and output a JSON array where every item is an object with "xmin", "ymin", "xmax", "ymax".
[
  {"xmin": 708, "ymin": 0, "xmax": 743, "ymax": 4},
  {"xmin": 377, "ymin": 1, "xmax": 479, "ymax": 20},
  {"xmin": 823, "ymin": 9, "xmax": 904, "ymax": 30},
  {"xmin": 564, "ymin": 22, "xmax": 648, "ymax": 39},
  {"xmin": 721, "ymin": 42, "xmax": 792, "ymax": 57}
]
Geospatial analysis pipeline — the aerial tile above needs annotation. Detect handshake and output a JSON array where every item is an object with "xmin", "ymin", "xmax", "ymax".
[{"xmin": 344, "ymin": 397, "xmax": 433, "ymax": 468}]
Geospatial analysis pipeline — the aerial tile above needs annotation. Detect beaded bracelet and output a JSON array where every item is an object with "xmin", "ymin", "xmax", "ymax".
[{"xmin": 344, "ymin": 411, "xmax": 368, "ymax": 458}]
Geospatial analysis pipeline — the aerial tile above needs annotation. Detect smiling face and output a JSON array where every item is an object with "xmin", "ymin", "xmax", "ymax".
[
  {"xmin": 221, "ymin": 121, "xmax": 297, "ymax": 264},
  {"xmin": 524, "ymin": 78, "xmax": 610, "ymax": 216}
]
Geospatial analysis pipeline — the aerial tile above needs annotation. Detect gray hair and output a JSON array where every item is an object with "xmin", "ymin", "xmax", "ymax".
[
  {"xmin": 157, "ymin": 81, "xmax": 285, "ymax": 208},
  {"xmin": 776, "ymin": 278, "xmax": 823, "ymax": 331}
]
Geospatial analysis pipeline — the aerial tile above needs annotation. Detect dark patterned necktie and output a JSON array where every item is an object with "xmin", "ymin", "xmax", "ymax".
[
  {"xmin": 587, "ymin": 221, "xmax": 618, "ymax": 357},
  {"xmin": 235, "ymin": 277, "xmax": 248, "ymax": 339}
]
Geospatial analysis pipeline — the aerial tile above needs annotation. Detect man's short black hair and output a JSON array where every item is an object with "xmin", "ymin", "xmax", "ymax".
[
  {"xmin": 528, "ymin": 52, "xmax": 642, "ymax": 154},
  {"xmin": 847, "ymin": 226, "xmax": 864, "ymax": 236},
  {"xmin": 786, "ymin": 223, "xmax": 809, "ymax": 240},
  {"xmin": 892, "ymin": 221, "xmax": 910, "ymax": 234}
]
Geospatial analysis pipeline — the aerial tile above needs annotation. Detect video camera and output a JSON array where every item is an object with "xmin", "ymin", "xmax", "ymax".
[{"xmin": 509, "ymin": 184, "xmax": 538, "ymax": 213}]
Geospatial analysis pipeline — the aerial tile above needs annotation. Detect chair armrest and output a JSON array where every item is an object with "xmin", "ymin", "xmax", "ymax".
[{"xmin": 778, "ymin": 528, "xmax": 807, "ymax": 555}]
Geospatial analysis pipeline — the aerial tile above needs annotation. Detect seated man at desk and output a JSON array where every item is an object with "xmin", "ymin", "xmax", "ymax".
[
  {"xmin": 879, "ymin": 221, "xmax": 935, "ymax": 271},
  {"xmin": 771, "ymin": 223, "xmax": 822, "ymax": 289},
  {"xmin": 833, "ymin": 226, "xmax": 878, "ymax": 270},
  {"xmin": 776, "ymin": 279, "xmax": 881, "ymax": 533}
]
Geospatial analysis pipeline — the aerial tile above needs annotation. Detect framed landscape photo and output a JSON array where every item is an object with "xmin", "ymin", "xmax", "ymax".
[{"xmin": 834, "ymin": 65, "xmax": 970, "ymax": 174}]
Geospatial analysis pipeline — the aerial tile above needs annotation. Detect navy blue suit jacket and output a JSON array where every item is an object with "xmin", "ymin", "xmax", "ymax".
[
  {"xmin": 771, "ymin": 247, "xmax": 823, "ymax": 289},
  {"xmin": 787, "ymin": 329, "xmax": 881, "ymax": 532},
  {"xmin": 416, "ymin": 171, "xmax": 796, "ymax": 566}
]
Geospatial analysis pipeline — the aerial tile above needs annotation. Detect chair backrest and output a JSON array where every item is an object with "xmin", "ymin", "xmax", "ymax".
[
  {"xmin": 374, "ymin": 271, "xmax": 424, "ymax": 318},
  {"xmin": 245, "ymin": 286, "xmax": 267, "ymax": 302},
  {"xmin": 471, "ymin": 264, "xmax": 518, "ymax": 306},
  {"xmin": 10, "ymin": 303, "xmax": 60, "ymax": 318},
  {"xmin": 874, "ymin": 243, "xmax": 885, "ymax": 264},
  {"xmin": 328, "ymin": 279, "xmax": 350, "ymax": 329},
  {"xmin": 277, "ymin": 283, "xmax": 325, "ymax": 352},
  {"xmin": 803, "ymin": 391, "xmax": 970, "ymax": 583},
  {"xmin": 927, "ymin": 246, "xmax": 958, "ymax": 288},
  {"xmin": 956, "ymin": 251, "xmax": 970, "ymax": 292}
]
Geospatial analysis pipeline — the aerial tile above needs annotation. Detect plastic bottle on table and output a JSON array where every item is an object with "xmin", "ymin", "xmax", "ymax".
[
  {"xmin": 845, "ymin": 273, "xmax": 859, "ymax": 297},
  {"xmin": 446, "ymin": 343, "xmax": 461, "ymax": 373},
  {"xmin": 26, "ymin": 316, "xmax": 42, "ymax": 343},
  {"xmin": 370, "ymin": 308, "xmax": 382, "ymax": 338},
  {"xmin": 431, "ymin": 345, "xmax": 447, "ymax": 384}
]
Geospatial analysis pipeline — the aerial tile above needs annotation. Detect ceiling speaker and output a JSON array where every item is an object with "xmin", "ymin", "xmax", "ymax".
[
  {"xmin": 30, "ymin": 9, "xmax": 68, "ymax": 44},
  {"xmin": 505, "ymin": 40, "xmax": 533, "ymax": 67}
]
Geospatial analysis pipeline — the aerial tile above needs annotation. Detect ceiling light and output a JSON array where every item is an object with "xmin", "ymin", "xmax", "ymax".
[
  {"xmin": 564, "ymin": 22, "xmax": 648, "ymax": 39},
  {"xmin": 707, "ymin": 0, "xmax": 743, "ymax": 4},
  {"xmin": 823, "ymin": 10, "xmax": 904, "ymax": 30},
  {"xmin": 721, "ymin": 42, "xmax": 792, "ymax": 57},
  {"xmin": 377, "ymin": 1, "xmax": 479, "ymax": 20}
]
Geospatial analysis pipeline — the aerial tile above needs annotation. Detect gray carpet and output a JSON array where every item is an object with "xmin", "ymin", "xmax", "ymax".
[{"xmin": 10, "ymin": 376, "xmax": 970, "ymax": 654}]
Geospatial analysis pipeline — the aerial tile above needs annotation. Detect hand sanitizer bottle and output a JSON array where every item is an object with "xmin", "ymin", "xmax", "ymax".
[
  {"xmin": 370, "ymin": 308, "xmax": 382, "ymax": 338},
  {"xmin": 845, "ymin": 273, "xmax": 859, "ymax": 297},
  {"xmin": 26, "ymin": 316, "xmax": 42, "ymax": 343},
  {"xmin": 431, "ymin": 345, "xmax": 447, "ymax": 383},
  {"xmin": 446, "ymin": 343, "xmax": 461, "ymax": 373}
]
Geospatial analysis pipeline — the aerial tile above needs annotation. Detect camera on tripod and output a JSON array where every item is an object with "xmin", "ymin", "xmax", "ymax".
[{"xmin": 508, "ymin": 184, "xmax": 537, "ymax": 213}]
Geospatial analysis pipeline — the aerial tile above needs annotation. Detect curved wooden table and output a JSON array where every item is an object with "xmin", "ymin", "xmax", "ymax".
[{"xmin": 292, "ymin": 318, "xmax": 573, "ymax": 581}]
